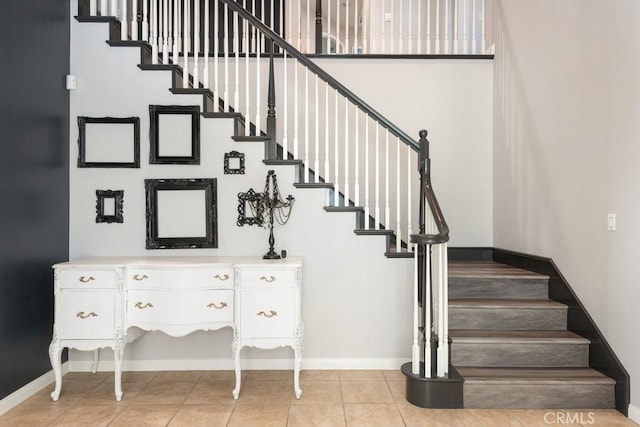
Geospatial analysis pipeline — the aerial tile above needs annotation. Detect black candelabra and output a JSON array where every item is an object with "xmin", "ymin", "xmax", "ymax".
[{"xmin": 254, "ymin": 170, "xmax": 294, "ymax": 259}]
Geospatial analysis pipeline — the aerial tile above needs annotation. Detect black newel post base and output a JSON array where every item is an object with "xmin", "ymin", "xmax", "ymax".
[{"xmin": 401, "ymin": 362, "xmax": 464, "ymax": 408}]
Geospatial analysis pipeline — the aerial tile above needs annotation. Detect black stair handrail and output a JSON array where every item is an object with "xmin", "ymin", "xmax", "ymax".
[
  {"xmin": 411, "ymin": 130, "xmax": 449, "ymax": 245},
  {"xmin": 219, "ymin": 0, "xmax": 419, "ymax": 152}
]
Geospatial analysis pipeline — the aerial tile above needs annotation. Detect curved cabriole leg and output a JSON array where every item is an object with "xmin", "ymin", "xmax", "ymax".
[
  {"xmin": 232, "ymin": 331, "xmax": 241, "ymax": 399},
  {"xmin": 114, "ymin": 334, "xmax": 125, "ymax": 401},
  {"xmin": 294, "ymin": 325, "xmax": 303, "ymax": 399},
  {"xmin": 48, "ymin": 339, "xmax": 62, "ymax": 401},
  {"xmin": 91, "ymin": 349, "xmax": 99, "ymax": 374}
]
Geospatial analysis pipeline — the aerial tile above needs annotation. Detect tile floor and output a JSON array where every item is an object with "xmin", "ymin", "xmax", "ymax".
[{"xmin": 0, "ymin": 370, "xmax": 636, "ymax": 426}]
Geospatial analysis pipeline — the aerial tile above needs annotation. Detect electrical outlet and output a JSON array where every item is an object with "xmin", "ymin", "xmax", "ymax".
[{"xmin": 607, "ymin": 214, "xmax": 616, "ymax": 231}]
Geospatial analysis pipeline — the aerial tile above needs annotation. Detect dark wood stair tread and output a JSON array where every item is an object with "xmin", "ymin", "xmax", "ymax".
[
  {"xmin": 449, "ymin": 260, "xmax": 548, "ymax": 279},
  {"xmin": 450, "ymin": 329, "xmax": 590, "ymax": 344},
  {"xmin": 457, "ymin": 367, "xmax": 615, "ymax": 385}
]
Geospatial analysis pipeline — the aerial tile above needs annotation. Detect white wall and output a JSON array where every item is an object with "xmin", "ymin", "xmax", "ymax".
[
  {"xmin": 68, "ymin": 2, "xmax": 492, "ymax": 369},
  {"xmin": 492, "ymin": 0, "xmax": 640, "ymax": 412}
]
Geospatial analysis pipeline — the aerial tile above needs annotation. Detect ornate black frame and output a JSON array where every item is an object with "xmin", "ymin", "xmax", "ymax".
[
  {"xmin": 145, "ymin": 178, "xmax": 218, "ymax": 249},
  {"xmin": 149, "ymin": 105, "xmax": 201, "ymax": 165},
  {"xmin": 95, "ymin": 190, "xmax": 124, "ymax": 223},
  {"xmin": 78, "ymin": 116, "xmax": 140, "ymax": 168},
  {"xmin": 237, "ymin": 189, "xmax": 264, "ymax": 226},
  {"xmin": 224, "ymin": 151, "xmax": 245, "ymax": 174}
]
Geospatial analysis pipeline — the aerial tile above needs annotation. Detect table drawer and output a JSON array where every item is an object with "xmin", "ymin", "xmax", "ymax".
[
  {"xmin": 239, "ymin": 268, "xmax": 298, "ymax": 289},
  {"xmin": 127, "ymin": 268, "xmax": 234, "ymax": 289},
  {"xmin": 240, "ymin": 290, "xmax": 295, "ymax": 338},
  {"xmin": 58, "ymin": 270, "xmax": 116, "ymax": 289},
  {"xmin": 58, "ymin": 291, "xmax": 114, "ymax": 339},
  {"xmin": 127, "ymin": 289, "xmax": 234, "ymax": 325}
]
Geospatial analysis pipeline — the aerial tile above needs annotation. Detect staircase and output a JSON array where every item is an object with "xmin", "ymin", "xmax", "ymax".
[{"xmin": 449, "ymin": 260, "xmax": 616, "ymax": 409}]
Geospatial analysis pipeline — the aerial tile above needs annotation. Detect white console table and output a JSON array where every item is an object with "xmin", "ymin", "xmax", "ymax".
[{"xmin": 48, "ymin": 257, "xmax": 303, "ymax": 401}]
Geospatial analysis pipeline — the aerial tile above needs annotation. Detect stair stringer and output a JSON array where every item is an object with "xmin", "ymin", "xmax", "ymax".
[{"xmin": 74, "ymin": 11, "xmax": 413, "ymax": 258}]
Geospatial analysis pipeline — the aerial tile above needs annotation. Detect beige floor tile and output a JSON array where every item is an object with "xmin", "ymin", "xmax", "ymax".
[
  {"xmin": 235, "ymin": 380, "xmax": 294, "ymax": 403},
  {"xmin": 129, "ymin": 381, "xmax": 195, "ymax": 405},
  {"xmin": 75, "ymin": 381, "xmax": 146, "ymax": 405},
  {"xmin": 63, "ymin": 371, "xmax": 111, "ymax": 383},
  {"xmin": 300, "ymin": 370, "xmax": 340, "ymax": 382},
  {"xmin": 199, "ymin": 370, "xmax": 243, "ymax": 383},
  {"xmin": 104, "ymin": 371, "xmax": 157, "ymax": 384},
  {"xmin": 344, "ymin": 403, "xmax": 404, "ymax": 427},
  {"xmin": 245, "ymin": 369, "xmax": 294, "ymax": 382},
  {"xmin": 0, "ymin": 404, "xmax": 66, "ymax": 426},
  {"xmin": 23, "ymin": 380, "xmax": 99, "ymax": 406},
  {"xmin": 48, "ymin": 404, "xmax": 124, "ymax": 427},
  {"xmin": 168, "ymin": 403, "xmax": 235, "ymax": 427},
  {"xmin": 288, "ymin": 402, "xmax": 346, "ymax": 427},
  {"xmin": 109, "ymin": 405, "xmax": 179, "ymax": 427},
  {"xmin": 382, "ymin": 369, "xmax": 406, "ymax": 382},
  {"xmin": 150, "ymin": 370, "xmax": 203, "ymax": 383},
  {"xmin": 517, "ymin": 409, "xmax": 639, "ymax": 426},
  {"xmin": 386, "ymin": 381, "xmax": 406, "ymax": 403},
  {"xmin": 341, "ymin": 381, "xmax": 394, "ymax": 404},
  {"xmin": 293, "ymin": 381, "xmax": 342, "ymax": 403},
  {"xmin": 183, "ymin": 380, "xmax": 237, "ymax": 404},
  {"xmin": 226, "ymin": 403, "xmax": 289, "ymax": 427},
  {"xmin": 396, "ymin": 405, "xmax": 465, "ymax": 427},
  {"xmin": 511, "ymin": 410, "xmax": 566, "ymax": 427},
  {"xmin": 457, "ymin": 409, "xmax": 524, "ymax": 426},
  {"xmin": 338, "ymin": 370, "xmax": 386, "ymax": 382}
]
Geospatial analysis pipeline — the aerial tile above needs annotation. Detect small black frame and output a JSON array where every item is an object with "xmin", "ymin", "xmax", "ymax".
[
  {"xmin": 237, "ymin": 189, "xmax": 264, "ymax": 226},
  {"xmin": 95, "ymin": 190, "xmax": 124, "ymax": 223},
  {"xmin": 145, "ymin": 178, "xmax": 217, "ymax": 249},
  {"xmin": 78, "ymin": 116, "xmax": 140, "ymax": 168},
  {"xmin": 149, "ymin": 105, "xmax": 201, "ymax": 165},
  {"xmin": 224, "ymin": 151, "xmax": 245, "ymax": 174}
]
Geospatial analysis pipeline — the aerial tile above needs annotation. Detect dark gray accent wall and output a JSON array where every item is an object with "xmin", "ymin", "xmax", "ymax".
[{"xmin": 0, "ymin": 2, "xmax": 70, "ymax": 400}]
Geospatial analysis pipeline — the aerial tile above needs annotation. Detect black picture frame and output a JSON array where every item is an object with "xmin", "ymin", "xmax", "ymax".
[
  {"xmin": 145, "ymin": 178, "xmax": 217, "ymax": 249},
  {"xmin": 149, "ymin": 105, "xmax": 201, "ymax": 165},
  {"xmin": 224, "ymin": 151, "xmax": 245, "ymax": 174},
  {"xmin": 237, "ymin": 189, "xmax": 264, "ymax": 226},
  {"xmin": 78, "ymin": 117, "xmax": 140, "ymax": 168},
  {"xmin": 95, "ymin": 190, "xmax": 124, "ymax": 223}
]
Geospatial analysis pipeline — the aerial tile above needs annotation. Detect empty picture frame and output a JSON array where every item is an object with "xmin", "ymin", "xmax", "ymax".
[
  {"xmin": 96, "ymin": 190, "xmax": 124, "ymax": 223},
  {"xmin": 78, "ymin": 117, "xmax": 140, "ymax": 168},
  {"xmin": 149, "ymin": 105, "xmax": 201, "ymax": 164},
  {"xmin": 237, "ymin": 189, "xmax": 264, "ymax": 226},
  {"xmin": 145, "ymin": 178, "xmax": 217, "ymax": 249},
  {"xmin": 224, "ymin": 151, "xmax": 245, "ymax": 174}
]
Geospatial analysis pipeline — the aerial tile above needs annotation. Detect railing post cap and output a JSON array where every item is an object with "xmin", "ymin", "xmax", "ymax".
[{"xmin": 419, "ymin": 129, "xmax": 428, "ymax": 139}]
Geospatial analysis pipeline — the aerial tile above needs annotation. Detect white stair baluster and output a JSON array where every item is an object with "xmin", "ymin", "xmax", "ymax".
[
  {"xmin": 314, "ymin": 76, "xmax": 320, "ymax": 181},
  {"xmin": 444, "ymin": 0, "xmax": 450, "ymax": 53},
  {"xmin": 306, "ymin": 0, "xmax": 311, "ymax": 52},
  {"xmin": 90, "ymin": 0, "xmax": 97, "ymax": 16},
  {"xmin": 407, "ymin": 145, "xmax": 412, "ymax": 250},
  {"xmin": 203, "ymin": 0, "xmax": 209, "ymax": 88},
  {"xmin": 326, "ymin": 0, "xmax": 331, "ymax": 53},
  {"xmin": 150, "ymin": 0, "xmax": 158, "ymax": 63},
  {"xmin": 214, "ymin": 0, "xmax": 220, "ymax": 112},
  {"xmin": 472, "ymin": 0, "xmax": 478, "ymax": 54},
  {"xmin": 131, "ymin": 0, "xmax": 137, "ymax": 40},
  {"xmin": 224, "ymin": 3, "xmax": 229, "ymax": 111},
  {"xmin": 390, "ymin": 0, "xmax": 394, "ymax": 53},
  {"xmin": 100, "ymin": 0, "xmax": 106, "ymax": 16},
  {"xmin": 142, "ymin": 0, "xmax": 148, "ymax": 42},
  {"xmin": 344, "ymin": 98, "xmax": 349, "ymax": 205},
  {"xmin": 364, "ymin": 114, "xmax": 370, "ymax": 229},
  {"xmin": 333, "ymin": 90, "xmax": 340, "ymax": 206},
  {"xmin": 417, "ymin": 0, "xmax": 422, "ymax": 53},
  {"xmin": 384, "ymin": 129, "xmax": 390, "ymax": 230},
  {"xmin": 182, "ymin": 0, "xmax": 189, "ymax": 87},
  {"xmin": 234, "ymin": 7, "xmax": 239, "ymax": 109},
  {"xmin": 255, "ymin": 35, "xmax": 260, "ymax": 128},
  {"xmin": 425, "ymin": 243, "xmax": 432, "ymax": 377},
  {"xmin": 324, "ymin": 81, "xmax": 330, "ymax": 180},
  {"xmin": 282, "ymin": 52, "xmax": 288, "ymax": 150},
  {"xmin": 374, "ymin": 126, "xmax": 380, "ymax": 228},
  {"xmin": 293, "ymin": 61, "xmax": 299, "ymax": 158},
  {"xmin": 336, "ymin": 0, "xmax": 341, "ymax": 53},
  {"xmin": 454, "ymin": 0, "xmax": 459, "ymax": 54},
  {"xmin": 412, "ymin": 242, "xmax": 420, "ymax": 374},
  {"xmin": 396, "ymin": 137, "xmax": 401, "ymax": 252},
  {"xmin": 162, "ymin": 0, "xmax": 168, "ymax": 63},
  {"xmin": 245, "ymin": 15, "xmax": 251, "ymax": 134},
  {"xmin": 354, "ymin": 0, "xmax": 359, "ymax": 54},
  {"xmin": 345, "ymin": 0, "xmax": 349, "ymax": 54},
  {"xmin": 110, "ymin": 0, "xmax": 116, "ymax": 16},
  {"xmin": 304, "ymin": 68, "xmax": 309, "ymax": 182},
  {"xmin": 435, "ymin": 0, "xmax": 440, "ymax": 54},
  {"xmin": 464, "ymin": 0, "xmax": 469, "ymax": 54},
  {"xmin": 426, "ymin": 0, "xmax": 431, "ymax": 54},
  {"xmin": 172, "ymin": 0, "xmax": 179, "ymax": 63},
  {"xmin": 354, "ymin": 105, "xmax": 360, "ymax": 206},
  {"xmin": 408, "ymin": 0, "xmax": 413, "ymax": 53},
  {"xmin": 399, "ymin": 0, "xmax": 403, "ymax": 54},
  {"xmin": 481, "ymin": 0, "xmax": 486, "ymax": 53},
  {"xmin": 193, "ymin": 0, "xmax": 199, "ymax": 87}
]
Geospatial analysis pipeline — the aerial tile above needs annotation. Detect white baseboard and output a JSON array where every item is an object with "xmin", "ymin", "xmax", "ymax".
[
  {"xmin": 628, "ymin": 404, "xmax": 640, "ymax": 424},
  {"xmin": 68, "ymin": 357, "xmax": 409, "ymax": 372},
  {"xmin": 0, "ymin": 363, "xmax": 69, "ymax": 416}
]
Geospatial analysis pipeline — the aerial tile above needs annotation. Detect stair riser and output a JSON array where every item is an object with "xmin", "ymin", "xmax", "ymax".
[
  {"xmin": 464, "ymin": 383, "xmax": 615, "ymax": 409},
  {"xmin": 452, "ymin": 343, "xmax": 589, "ymax": 367},
  {"xmin": 449, "ymin": 278, "xmax": 548, "ymax": 299},
  {"xmin": 449, "ymin": 308, "xmax": 567, "ymax": 330}
]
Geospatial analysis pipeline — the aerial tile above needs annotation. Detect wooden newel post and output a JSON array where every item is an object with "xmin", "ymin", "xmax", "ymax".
[
  {"xmin": 418, "ymin": 129, "xmax": 429, "ymax": 235},
  {"xmin": 266, "ymin": 40, "xmax": 277, "ymax": 160},
  {"xmin": 315, "ymin": 0, "xmax": 323, "ymax": 53}
]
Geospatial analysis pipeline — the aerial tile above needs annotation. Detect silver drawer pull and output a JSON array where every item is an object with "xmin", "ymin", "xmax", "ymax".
[
  {"xmin": 259, "ymin": 275, "xmax": 276, "ymax": 283},
  {"xmin": 214, "ymin": 274, "xmax": 230, "ymax": 281},
  {"xmin": 79, "ymin": 276, "xmax": 95, "ymax": 283},
  {"xmin": 257, "ymin": 310, "xmax": 278, "ymax": 318},
  {"xmin": 76, "ymin": 311, "xmax": 98, "ymax": 319},
  {"xmin": 135, "ymin": 302, "xmax": 154, "ymax": 309},
  {"xmin": 207, "ymin": 302, "xmax": 228, "ymax": 309},
  {"xmin": 133, "ymin": 274, "xmax": 148, "ymax": 281}
]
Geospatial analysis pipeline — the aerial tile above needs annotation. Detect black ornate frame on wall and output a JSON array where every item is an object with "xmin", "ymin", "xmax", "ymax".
[
  {"xmin": 224, "ymin": 151, "xmax": 245, "ymax": 174},
  {"xmin": 78, "ymin": 116, "xmax": 140, "ymax": 168},
  {"xmin": 145, "ymin": 178, "xmax": 217, "ymax": 249},
  {"xmin": 149, "ymin": 105, "xmax": 201, "ymax": 165},
  {"xmin": 237, "ymin": 189, "xmax": 264, "ymax": 226},
  {"xmin": 95, "ymin": 190, "xmax": 124, "ymax": 223}
]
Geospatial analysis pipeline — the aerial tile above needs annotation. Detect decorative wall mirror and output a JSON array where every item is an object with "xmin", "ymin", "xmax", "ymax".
[
  {"xmin": 149, "ymin": 105, "xmax": 200, "ymax": 165},
  {"xmin": 224, "ymin": 151, "xmax": 245, "ymax": 174},
  {"xmin": 78, "ymin": 117, "xmax": 140, "ymax": 168},
  {"xmin": 95, "ymin": 190, "xmax": 124, "ymax": 223},
  {"xmin": 236, "ymin": 189, "xmax": 264, "ymax": 226},
  {"xmin": 145, "ymin": 178, "xmax": 217, "ymax": 249}
]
